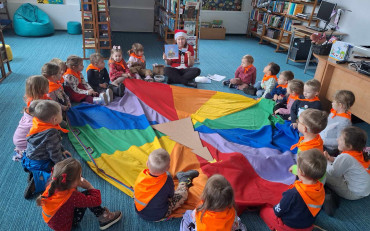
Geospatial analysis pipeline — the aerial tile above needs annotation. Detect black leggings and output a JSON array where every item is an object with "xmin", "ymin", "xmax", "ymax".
[
  {"xmin": 164, "ymin": 67, "xmax": 201, "ymax": 84},
  {"xmin": 72, "ymin": 191, "xmax": 105, "ymax": 226}
]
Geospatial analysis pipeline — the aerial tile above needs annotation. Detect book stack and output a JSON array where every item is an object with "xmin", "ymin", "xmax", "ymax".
[{"xmin": 286, "ymin": 3, "xmax": 304, "ymax": 16}]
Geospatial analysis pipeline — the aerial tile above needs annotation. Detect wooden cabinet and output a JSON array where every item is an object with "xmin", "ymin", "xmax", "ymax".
[{"xmin": 0, "ymin": 27, "xmax": 11, "ymax": 83}]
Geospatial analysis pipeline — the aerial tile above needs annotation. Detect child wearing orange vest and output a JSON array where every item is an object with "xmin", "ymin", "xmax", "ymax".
[
  {"xmin": 265, "ymin": 70, "xmax": 294, "ymax": 102},
  {"xmin": 290, "ymin": 109, "xmax": 328, "ymax": 176},
  {"xmin": 127, "ymin": 43, "xmax": 154, "ymax": 82},
  {"xmin": 254, "ymin": 62, "xmax": 280, "ymax": 98},
  {"xmin": 109, "ymin": 46, "xmax": 133, "ymax": 86},
  {"xmin": 37, "ymin": 158, "xmax": 122, "ymax": 230},
  {"xmin": 222, "ymin": 54, "xmax": 256, "ymax": 90},
  {"xmin": 180, "ymin": 174, "xmax": 246, "ymax": 231},
  {"xmin": 22, "ymin": 100, "xmax": 70, "ymax": 199},
  {"xmin": 260, "ymin": 149, "xmax": 327, "ymax": 231},
  {"xmin": 134, "ymin": 148, "xmax": 199, "ymax": 221}
]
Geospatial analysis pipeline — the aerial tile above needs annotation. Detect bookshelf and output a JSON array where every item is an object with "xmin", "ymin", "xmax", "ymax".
[
  {"xmin": 154, "ymin": 0, "xmax": 200, "ymax": 61},
  {"xmin": 248, "ymin": 0, "xmax": 319, "ymax": 52},
  {"xmin": 81, "ymin": 0, "xmax": 112, "ymax": 59}
]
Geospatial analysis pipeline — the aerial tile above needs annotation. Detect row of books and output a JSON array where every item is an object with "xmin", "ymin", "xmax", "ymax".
[
  {"xmin": 158, "ymin": 8, "xmax": 176, "ymax": 31},
  {"xmin": 282, "ymin": 19, "xmax": 301, "ymax": 31},
  {"xmin": 262, "ymin": 14, "xmax": 284, "ymax": 28},
  {"xmin": 258, "ymin": 1, "xmax": 305, "ymax": 16},
  {"xmin": 250, "ymin": 9, "xmax": 266, "ymax": 22}
]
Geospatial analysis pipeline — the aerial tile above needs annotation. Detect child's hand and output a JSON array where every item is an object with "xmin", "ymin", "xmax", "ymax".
[
  {"xmin": 288, "ymin": 166, "xmax": 293, "ymax": 173},
  {"xmin": 277, "ymin": 95, "xmax": 283, "ymax": 100},
  {"xmin": 99, "ymin": 83, "xmax": 108, "ymax": 88},
  {"xmin": 63, "ymin": 150, "xmax": 72, "ymax": 158},
  {"xmin": 185, "ymin": 51, "xmax": 192, "ymax": 57},
  {"xmin": 291, "ymin": 123, "xmax": 298, "ymax": 129},
  {"xmin": 273, "ymin": 94, "xmax": 278, "ymax": 101},
  {"xmin": 79, "ymin": 177, "xmax": 94, "ymax": 190},
  {"xmin": 163, "ymin": 53, "xmax": 167, "ymax": 60},
  {"xmin": 324, "ymin": 151, "xmax": 335, "ymax": 162},
  {"xmin": 87, "ymin": 89, "xmax": 95, "ymax": 95},
  {"xmin": 67, "ymin": 102, "xmax": 72, "ymax": 109},
  {"xmin": 274, "ymin": 109, "xmax": 280, "ymax": 114}
]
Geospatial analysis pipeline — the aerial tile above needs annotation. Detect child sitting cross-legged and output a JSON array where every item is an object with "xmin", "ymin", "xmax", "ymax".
[
  {"xmin": 254, "ymin": 62, "xmax": 280, "ymax": 98},
  {"xmin": 222, "ymin": 54, "xmax": 256, "ymax": 90},
  {"xmin": 260, "ymin": 149, "xmax": 327, "ymax": 231},
  {"xmin": 320, "ymin": 90, "xmax": 355, "ymax": 157},
  {"xmin": 265, "ymin": 70, "xmax": 294, "ymax": 102},
  {"xmin": 127, "ymin": 43, "xmax": 154, "ymax": 82},
  {"xmin": 37, "ymin": 158, "xmax": 122, "ymax": 230},
  {"xmin": 180, "ymin": 174, "xmax": 247, "ymax": 231},
  {"xmin": 274, "ymin": 79, "xmax": 304, "ymax": 121},
  {"xmin": 134, "ymin": 148, "xmax": 199, "ymax": 221}
]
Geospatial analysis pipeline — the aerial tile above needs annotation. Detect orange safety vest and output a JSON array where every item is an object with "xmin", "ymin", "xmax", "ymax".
[
  {"xmin": 343, "ymin": 150, "xmax": 370, "ymax": 174},
  {"xmin": 26, "ymin": 94, "xmax": 52, "ymax": 107},
  {"xmin": 27, "ymin": 117, "xmax": 69, "ymax": 137},
  {"xmin": 287, "ymin": 94, "xmax": 300, "ymax": 104},
  {"xmin": 243, "ymin": 64, "xmax": 254, "ymax": 73},
  {"xmin": 134, "ymin": 169, "xmax": 168, "ymax": 211},
  {"xmin": 109, "ymin": 59, "xmax": 127, "ymax": 71},
  {"xmin": 330, "ymin": 108, "xmax": 351, "ymax": 121},
  {"xmin": 289, "ymin": 180, "xmax": 325, "ymax": 217},
  {"xmin": 290, "ymin": 135, "xmax": 323, "ymax": 153},
  {"xmin": 41, "ymin": 184, "xmax": 76, "ymax": 223},
  {"xmin": 130, "ymin": 53, "xmax": 145, "ymax": 63},
  {"xmin": 64, "ymin": 68, "xmax": 82, "ymax": 84},
  {"xmin": 262, "ymin": 74, "xmax": 277, "ymax": 83},
  {"xmin": 86, "ymin": 64, "xmax": 101, "ymax": 73},
  {"xmin": 48, "ymin": 80, "xmax": 63, "ymax": 93},
  {"xmin": 195, "ymin": 207, "xmax": 236, "ymax": 231}
]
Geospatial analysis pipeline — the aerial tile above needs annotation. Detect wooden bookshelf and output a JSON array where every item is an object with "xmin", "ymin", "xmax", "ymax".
[
  {"xmin": 248, "ymin": 0, "xmax": 319, "ymax": 52},
  {"xmin": 0, "ymin": 26, "xmax": 11, "ymax": 83}
]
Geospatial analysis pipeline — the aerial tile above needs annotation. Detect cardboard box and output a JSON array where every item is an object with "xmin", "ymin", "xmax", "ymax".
[{"xmin": 200, "ymin": 27, "xmax": 226, "ymax": 40}]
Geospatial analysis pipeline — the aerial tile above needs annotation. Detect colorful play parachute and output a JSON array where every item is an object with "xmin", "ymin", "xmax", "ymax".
[{"xmin": 67, "ymin": 79, "xmax": 299, "ymax": 216}]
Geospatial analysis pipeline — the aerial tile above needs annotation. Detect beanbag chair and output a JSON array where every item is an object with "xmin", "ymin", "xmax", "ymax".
[{"xmin": 13, "ymin": 3, "xmax": 54, "ymax": 37}]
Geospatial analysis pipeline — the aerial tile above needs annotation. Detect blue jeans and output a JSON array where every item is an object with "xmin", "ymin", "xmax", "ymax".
[{"xmin": 254, "ymin": 81, "xmax": 265, "ymax": 97}]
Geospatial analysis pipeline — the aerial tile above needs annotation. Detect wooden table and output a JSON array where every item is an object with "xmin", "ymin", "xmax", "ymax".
[
  {"xmin": 286, "ymin": 25, "xmax": 347, "ymax": 73},
  {"xmin": 313, "ymin": 54, "xmax": 370, "ymax": 123}
]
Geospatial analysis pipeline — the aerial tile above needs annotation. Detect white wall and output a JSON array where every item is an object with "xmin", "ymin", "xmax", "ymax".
[{"xmin": 8, "ymin": 0, "xmax": 80, "ymax": 30}]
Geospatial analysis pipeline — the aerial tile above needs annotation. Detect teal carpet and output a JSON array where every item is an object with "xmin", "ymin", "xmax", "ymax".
[{"xmin": 0, "ymin": 30, "xmax": 369, "ymax": 231}]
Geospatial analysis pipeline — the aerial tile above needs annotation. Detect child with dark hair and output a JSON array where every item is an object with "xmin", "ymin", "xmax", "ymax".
[
  {"xmin": 324, "ymin": 126, "xmax": 370, "ymax": 200},
  {"xmin": 180, "ymin": 174, "xmax": 246, "ymax": 231},
  {"xmin": 274, "ymin": 79, "xmax": 304, "ymax": 120},
  {"xmin": 320, "ymin": 90, "xmax": 355, "ymax": 156},
  {"xmin": 37, "ymin": 158, "xmax": 122, "ymax": 230},
  {"xmin": 265, "ymin": 70, "xmax": 294, "ymax": 102},
  {"xmin": 260, "ymin": 149, "xmax": 327, "ymax": 230},
  {"xmin": 22, "ymin": 100, "xmax": 70, "ymax": 199},
  {"xmin": 134, "ymin": 148, "xmax": 199, "ymax": 221},
  {"xmin": 254, "ymin": 62, "xmax": 280, "ymax": 98}
]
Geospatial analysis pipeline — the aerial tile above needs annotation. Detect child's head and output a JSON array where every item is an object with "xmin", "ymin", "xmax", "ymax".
[
  {"xmin": 278, "ymin": 70, "xmax": 294, "ymax": 85},
  {"xmin": 303, "ymin": 79, "xmax": 321, "ymax": 99},
  {"xmin": 297, "ymin": 109, "xmax": 328, "ymax": 134},
  {"xmin": 197, "ymin": 174, "xmax": 234, "ymax": 220},
  {"xmin": 50, "ymin": 58, "xmax": 67, "ymax": 75},
  {"xmin": 332, "ymin": 90, "xmax": 355, "ymax": 112},
  {"xmin": 287, "ymin": 79, "xmax": 304, "ymax": 96},
  {"xmin": 241, "ymin": 55, "xmax": 254, "ymax": 67},
  {"xmin": 41, "ymin": 62, "xmax": 61, "ymax": 82},
  {"xmin": 110, "ymin": 45, "xmax": 123, "ymax": 62},
  {"xmin": 36, "ymin": 158, "xmax": 82, "ymax": 206},
  {"xmin": 147, "ymin": 148, "xmax": 170, "ymax": 175},
  {"xmin": 66, "ymin": 55, "xmax": 83, "ymax": 72},
  {"xmin": 338, "ymin": 126, "xmax": 367, "ymax": 153},
  {"xmin": 25, "ymin": 75, "xmax": 49, "ymax": 101},
  {"xmin": 28, "ymin": 100, "xmax": 62, "ymax": 125},
  {"xmin": 90, "ymin": 53, "xmax": 105, "ymax": 69},
  {"xmin": 263, "ymin": 62, "xmax": 280, "ymax": 76},
  {"xmin": 128, "ymin": 43, "xmax": 144, "ymax": 56},
  {"xmin": 297, "ymin": 149, "xmax": 327, "ymax": 181}
]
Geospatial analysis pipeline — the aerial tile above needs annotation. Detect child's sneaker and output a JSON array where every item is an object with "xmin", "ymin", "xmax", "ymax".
[
  {"xmin": 176, "ymin": 170, "xmax": 199, "ymax": 187},
  {"xmin": 222, "ymin": 80, "xmax": 230, "ymax": 86},
  {"xmin": 98, "ymin": 207, "xmax": 122, "ymax": 230},
  {"xmin": 106, "ymin": 88, "xmax": 113, "ymax": 103},
  {"xmin": 99, "ymin": 93, "xmax": 108, "ymax": 105},
  {"xmin": 144, "ymin": 76, "xmax": 154, "ymax": 82},
  {"xmin": 24, "ymin": 176, "xmax": 35, "ymax": 199},
  {"xmin": 229, "ymin": 83, "xmax": 238, "ymax": 89},
  {"xmin": 118, "ymin": 83, "xmax": 125, "ymax": 97}
]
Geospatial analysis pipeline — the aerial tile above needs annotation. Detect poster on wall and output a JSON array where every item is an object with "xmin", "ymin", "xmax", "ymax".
[
  {"xmin": 202, "ymin": 0, "xmax": 242, "ymax": 11},
  {"xmin": 37, "ymin": 0, "xmax": 64, "ymax": 4}
]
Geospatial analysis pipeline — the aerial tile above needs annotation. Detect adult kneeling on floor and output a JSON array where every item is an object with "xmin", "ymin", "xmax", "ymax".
[{"xmin": 163, "ymin": 29, "xmax": 200, "ymax": 88}]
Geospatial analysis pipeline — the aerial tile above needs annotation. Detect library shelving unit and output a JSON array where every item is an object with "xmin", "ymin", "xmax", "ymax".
[
  {"xmin": 248, "ymin": 0, "xmax": 319, "ymax": 52},
  {"xmin": 154, "ymin": 0, "xmax": 200, "ymax": 61},
  {"xmin": 0, "ymin": 26, "xmax": 11, "ymax": 82},
  {"xmin": 81, "ymin": 0, "xmax": 112, "ymax": 59}
]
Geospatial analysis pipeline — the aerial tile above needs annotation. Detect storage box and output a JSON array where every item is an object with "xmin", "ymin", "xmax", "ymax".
[
  {"xmin": 200, "ymin": 27, "xmax": 226, "ymax": 40},
  {"xmin": 312, "ymin": 43, "xmax": 333, "ymax": 56},
  {"xmin": 266, "ymin": 29, "xmax": 279, "ymax": 39}
]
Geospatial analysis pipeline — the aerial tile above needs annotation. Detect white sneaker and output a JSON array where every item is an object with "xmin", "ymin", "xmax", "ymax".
[
  {"xmin": 106, "ymin": 88, "xmax": 113, "ymax": 103},
  {"xmin": 99, "ymin": 92, "xmax": 108, "ymax": 105}
]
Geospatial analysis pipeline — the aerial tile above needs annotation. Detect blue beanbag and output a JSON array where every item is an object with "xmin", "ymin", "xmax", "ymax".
[
  {"xmin": 13, "ymin": 3, "xmax": 54, "ymax": 37},
  {"xmin": 67, "ymin": 21, "xmax": 82, "ymax": 35}
]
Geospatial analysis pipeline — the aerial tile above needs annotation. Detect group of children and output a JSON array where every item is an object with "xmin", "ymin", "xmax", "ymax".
[{"xmin": 11, "ymin": 46, "xmax": 370, "ymax": 230}]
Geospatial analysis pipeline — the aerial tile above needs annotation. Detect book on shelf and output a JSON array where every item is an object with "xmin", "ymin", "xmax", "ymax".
[
  {"xmin": 184, "ymin": 21, "xmax": 196, "ymax": 36},
  {"xmin": 293, "ymin": 4, "xmax": 304, "ymax": 16},
  {"xmin": 170, "ymin": 0, "xmax": 177, "ymax": 14},
  {"xmin": 165, "ymin": 44, "xmax": 179, "ymax": 59}
]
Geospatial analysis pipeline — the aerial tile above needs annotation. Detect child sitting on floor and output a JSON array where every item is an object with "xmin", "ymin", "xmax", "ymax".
[
  {"xmin": 222, "ymin": 54, "xmax": 256, "ymax": 90},
  {"xmin": 265, "ymin": 70, "xmax": 294, "ymax": 102},
  {"xmin": 109, "ymin": 45, "xmax": 133, "ymax": 86},
  {"xmin": 290, "ymin": 108, "xmax": 328, "ymax": 176},
  {"xmin": 260, "ymin": 149, "xmax": 327, "ymax": 231},
  {"xmin": 324, "ymin": 126, "xmax": 370, "ymax": 200},
  {"xmin": 127, "ymin": 43, "xmax": 154, "ymax": 82},
  {"xmin": 274, "ymin": 79, "xmax": 304, "ymax": 120},
  {"xmin": 254, "ymin": 62, "xmax": 280, "ymax": 98},
  {"xmin": 22, "ymin": 100, "xmax": 71, "ymax": 199},
  {"xmin": 37, "ymin": 158, "xmax": 122, "ymax": 230},
  {"xmin": 13, "ymin": 76, "xmax": 50, "ymax": 161},
  {"xmin": 291, "ymin": 79, "xmax": 322, "ymax": 129},
  {"xmin": 50, "ymin": 58, "xmax": 67, "ymax": 84},
  {"xmin": 134, "ymin": 148, "xmax": 199, "ymax": 221},
  {"xmin": 180, "ymin": 174, "xmax": 247, "ymax": 231},
  {"xmin": 320, "ymin": 90, "xmax": 355, "ymax": 157}
]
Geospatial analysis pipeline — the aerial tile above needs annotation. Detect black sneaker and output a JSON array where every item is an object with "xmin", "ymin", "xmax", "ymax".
[
  {"xmin": 176, "ymin": 170, "xmax": 199, "ymax": 186},
  {"xmin": 98, "ymin": 207, "xmax": 122, "ymax": 230},
  {"xmin": 27, "ymin": 172, "xmax": 33, "ymax": 183},
  {"xmin": 24, "ymin": 176, "xmax": 35, "ymax": 199},
  {"xmin": 185, "ymin": 82, "xmax": 197, "ymax": 88},
  {"xmin": 118, "ymin": 83, "xmax": 125, "ymax": 97},
  {"xmin": 222, "ymin": 80, "xmax": 230, "ymax": 86},
  {"xmin": 229, "ymin": 83, "xmax": 238, "ymax": 89}
]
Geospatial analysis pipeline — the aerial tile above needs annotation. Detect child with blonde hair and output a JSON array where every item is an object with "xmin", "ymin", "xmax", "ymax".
[
  {"xmin": 63, "ymin": 55, "xmax": 108, "ymax": 105},
  {"xmin": 50, "ymin": 58, "xmax": 67, "ymax": 83},
  {"xmin": 254, "ymin": 62, "xmax": 280, "ymax": 98},
  {"xmin": 12, "ymin": 76, "xmax": 50, "ymax": 161},
  {"xmin": 180, "ymin": 174, "xmax": 246, "ymax": 231},
  {"xmin": 22, "ymin": 100, "xmax": 71, "ymax": 199},
  {"xmin": 127, "ymin": 43, "xmax": 154, "ymax": 82},
  {"xmin": 222, "ymin": 54, "xmax": 256, "ymax": 90},
  {"xmin": 320, "ymin": 90, "xmax": 355, "ymax": 156},
  {"xmin": 109, "ymin": 45, "xmax": 133, "ymax": 86},
  {"xmin": 274, "ymin": 79, "xmax": 304, "ymax": 120},
  {"xmin": 37, "ymin": 158, "xmax": 122, "ymax": 230},
  {"xmin": 134, "ymin": 148, "xmax": 199, "ymax": 221}
]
